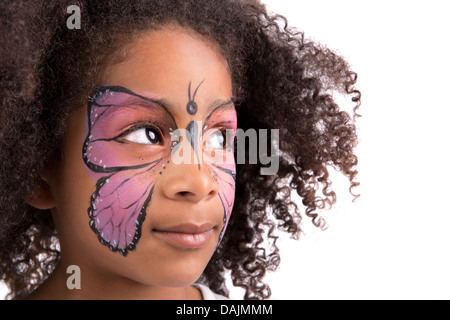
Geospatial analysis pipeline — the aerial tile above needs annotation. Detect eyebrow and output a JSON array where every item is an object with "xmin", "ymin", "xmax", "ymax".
[
  {"xmin": 93, "ymin": 86, "xmax": 235, "ymax": 121},
  {"xmin": 207, "ymin": 98, "xmax": 236, "ymax": 113},
  {"xmin": 101, "ymin": 86, "xmax": 177, "ymax": 124}
]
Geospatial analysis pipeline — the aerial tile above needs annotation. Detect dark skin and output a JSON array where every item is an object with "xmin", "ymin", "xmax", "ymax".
[
  {"xmin": 1, "ymin": 0, "xmax": 361, "ymax": 300},
  {"xmin": 27, "ymin": 26, "xmax": 234, "ymax": 300}
]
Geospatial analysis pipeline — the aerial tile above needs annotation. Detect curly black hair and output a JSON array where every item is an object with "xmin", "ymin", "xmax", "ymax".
[{"xmin": 0, "ymin": 0, "xmax": 360, "ymax": 300}]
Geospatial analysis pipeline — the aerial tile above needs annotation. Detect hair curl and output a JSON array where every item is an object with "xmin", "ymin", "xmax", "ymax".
[{"xmin": 0, "ymin": 0, "xmax": 360, "ymax": 300}]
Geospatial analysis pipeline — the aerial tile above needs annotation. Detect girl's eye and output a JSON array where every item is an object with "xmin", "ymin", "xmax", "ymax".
[
  {"xmin": 205, "ymin": 129, "xmax": 226, "ymax": 149},
  {"xmin": 122, "ymin": 127, "xmax": 162, "ymax": 145}
]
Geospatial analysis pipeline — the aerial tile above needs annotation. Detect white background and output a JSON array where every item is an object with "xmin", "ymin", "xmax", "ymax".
[
  {"xmin": 2, "ymin": 0, "xmax": 450, "ymax": 300},
  {"xmin": 227, "ymin": 0, "xmax": 450, "ymax": 300}
]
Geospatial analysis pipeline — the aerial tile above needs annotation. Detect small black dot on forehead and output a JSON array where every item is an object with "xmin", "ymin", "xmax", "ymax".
[{"xmin": 187, "ymin": 101, "xmax": 198, "ymax": 115}]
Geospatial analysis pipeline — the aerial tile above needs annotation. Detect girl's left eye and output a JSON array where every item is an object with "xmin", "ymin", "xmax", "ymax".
[
  {"xmin": 205, "ymin": 129, "xmax": 226, "ymax": 149},
  {"xmin": 122, "ymin": 127, "xmax": 162, "ymax": 145}
]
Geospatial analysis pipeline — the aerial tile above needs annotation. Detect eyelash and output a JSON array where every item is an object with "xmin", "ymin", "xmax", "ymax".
[{"xmin": 117, "ymin": 122, "xmax": 164, "ymax": 145}]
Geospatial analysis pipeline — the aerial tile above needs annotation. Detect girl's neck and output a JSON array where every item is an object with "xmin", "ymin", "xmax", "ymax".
[{"xmin": 25, "ymin": 260, "xmax": 202, "ymax": 300}]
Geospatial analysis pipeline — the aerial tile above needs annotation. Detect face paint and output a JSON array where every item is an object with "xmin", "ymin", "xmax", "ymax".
[
  {"xmin": 186, "ymin": 80, "xmax": 204, "ymax": 115},
  {"xmin": 185, "ymin": 120, "xmax": 202, "ymax": 169},
  {"xmin": 83, "ymin": 84, "xmax": 237, "ymax": 256},
  {"xmin": 201, "ymin": 101, "xmax": 237, "ymax": 242},
  {"xmin": 83, "ymin": 86, "xmax": 176, "ymax": 256}
]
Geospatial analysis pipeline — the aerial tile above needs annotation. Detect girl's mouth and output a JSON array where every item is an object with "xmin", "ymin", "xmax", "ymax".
[{"xmin": 152, "ymin": 223, "xmax": 214, "ymax": 249}]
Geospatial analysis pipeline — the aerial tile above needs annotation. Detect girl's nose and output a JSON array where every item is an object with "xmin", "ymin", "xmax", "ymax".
[
  {"xmin": 159, "ymin": 160, "xmax": 219, "ymax": 202},
  {"xmin": 159, "ymin": 123, "xmax": 219, "ymax": 202}
]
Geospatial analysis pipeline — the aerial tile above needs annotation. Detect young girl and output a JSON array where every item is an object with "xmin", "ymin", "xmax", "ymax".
[{"xmin": 0, "ymin": 0, "xmax": 360, "ymax": 300}]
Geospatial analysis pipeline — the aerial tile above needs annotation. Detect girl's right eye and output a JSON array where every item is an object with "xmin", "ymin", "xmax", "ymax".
[{"xmin": 121, "ymin": 127, "xmax": 162, "ymax": 145}]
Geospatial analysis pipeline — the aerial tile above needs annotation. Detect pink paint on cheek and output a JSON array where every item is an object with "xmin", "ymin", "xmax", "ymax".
[
  {"xmin": 88, "ymin": 166, "xmax": 158, "ymax": 254},
  {"xmin": 215, "ymin": 162, "xmax": 236, "ymax": 241},
  {"xmin": 82, "ymin": 86, "xmax": 175, "ymax": 256},
  {"xmin": 202, "ymin": 105, "xmax": 238, "ymax": 241}
]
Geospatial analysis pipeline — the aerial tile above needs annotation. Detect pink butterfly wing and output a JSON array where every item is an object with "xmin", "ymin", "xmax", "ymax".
[
  {"xmin": 210, "ymin": 164, "xmax": 236, "ymax": 241},
  {"xmin": 84, "ymin": 87, "xmax": 172, "ymax": 172},
  {"xmin": 88, "ymin": 163, "xmax": 160, "ymax": 256},
  {"xmin": 203, "ymin": 102, "xmax": 237, "ymax": 241},
  {"xmin": 83, "ymin": 86, "xmax": 174, "ymax": 256}
]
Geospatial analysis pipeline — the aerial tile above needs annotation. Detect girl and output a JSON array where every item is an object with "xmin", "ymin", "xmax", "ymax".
[{"xmin": 0, "ymin": 0, "xmax": 360, "ymax": 300}]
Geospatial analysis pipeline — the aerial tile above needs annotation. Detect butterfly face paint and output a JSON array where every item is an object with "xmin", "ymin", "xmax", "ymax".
[
  {"xmin": 83, "ymin": 86, "xmax": 176, "ymax": 256},
  {"xmin": 201, "ymin": 101, "xmax": 237, "ymax": 241},
  {"xmin": 83, "ymin": 85, "xmax": 237, "ymax": 256}
]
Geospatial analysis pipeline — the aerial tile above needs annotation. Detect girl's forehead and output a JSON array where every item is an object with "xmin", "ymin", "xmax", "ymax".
[{"xmin": 101, "ymin": 27, "xmax": 232, "ymax": 114}]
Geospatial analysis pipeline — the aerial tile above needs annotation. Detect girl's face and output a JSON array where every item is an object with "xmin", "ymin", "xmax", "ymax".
[{"xmin": 44, "ymin": 26, "xmax": 236, "ymax": 296}]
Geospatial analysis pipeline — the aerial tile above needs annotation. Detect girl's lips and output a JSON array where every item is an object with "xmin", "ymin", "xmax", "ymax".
[{"xmin": 152, "ymin": 223, "xmax": 214, "ymax": 249}]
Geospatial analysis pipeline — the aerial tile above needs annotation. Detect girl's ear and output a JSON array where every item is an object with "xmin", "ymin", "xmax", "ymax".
[{"xmin": 27, "ymin": 172, "xmax": 56, "ymax": 210}]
